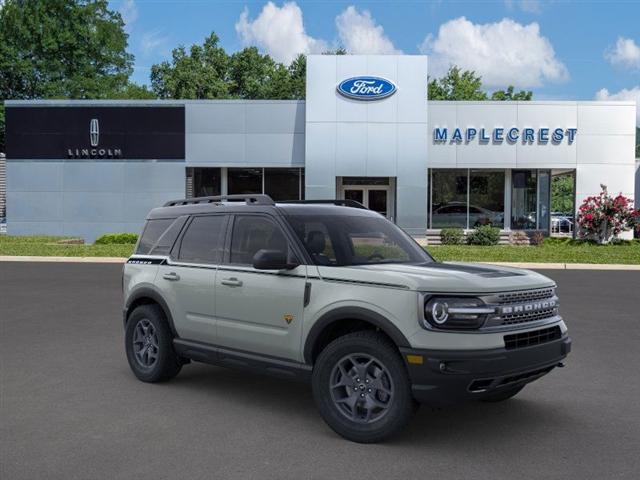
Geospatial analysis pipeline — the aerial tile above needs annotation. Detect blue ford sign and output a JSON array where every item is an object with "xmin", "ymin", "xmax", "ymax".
[{"xmin": 337, "ymin": 77, "xmax": 397, "ymax": 100}]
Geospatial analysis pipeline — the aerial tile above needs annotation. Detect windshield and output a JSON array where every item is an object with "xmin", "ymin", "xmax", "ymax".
[{"xmin": 286, "ymin": 214, "xmax": 434, "ymax": 266}]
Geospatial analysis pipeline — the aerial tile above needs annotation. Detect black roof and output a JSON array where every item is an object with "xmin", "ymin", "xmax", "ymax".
[{"xmin": 147, "ymin": 194, "xmax": 376, "ymax": 220}]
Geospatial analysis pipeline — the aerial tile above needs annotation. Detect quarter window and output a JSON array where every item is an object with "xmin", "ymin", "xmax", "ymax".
[
  {"xmin": 178, "ymin": 215, "xmax": 226, "ymax": 264},
  {"xmin": 136, "ymin": 218, "xmax": 174, "ymax": 254}
]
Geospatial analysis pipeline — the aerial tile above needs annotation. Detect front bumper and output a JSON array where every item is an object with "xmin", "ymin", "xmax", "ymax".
[{"xmin": 400, "ymin": 334, "xmax": 571, "ymax": 405}]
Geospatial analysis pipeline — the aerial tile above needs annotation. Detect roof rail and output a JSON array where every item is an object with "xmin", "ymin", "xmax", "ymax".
[
  {"xmin": 164, "ymin": 194, "xmax": 275, "ymax": 207},
  {"xmin": 282, "ymin": 199, "xmax": 368, "ymax": 209}
]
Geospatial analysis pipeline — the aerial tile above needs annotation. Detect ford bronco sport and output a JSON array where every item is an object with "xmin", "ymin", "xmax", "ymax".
[{"xmin": 123, "ymin": 194, "xmax": 571, "ymax": 443}]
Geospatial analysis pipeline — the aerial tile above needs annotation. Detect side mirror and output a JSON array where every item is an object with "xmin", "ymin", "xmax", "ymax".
[{"xmin": 252, "ymin": 249, "xmax": 298, "ymax": 270}]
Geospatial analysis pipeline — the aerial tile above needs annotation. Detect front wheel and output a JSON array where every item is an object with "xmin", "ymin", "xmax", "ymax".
[{"xmin": 312, "ymin": 331, "xmax": 416, "ymax": 443}]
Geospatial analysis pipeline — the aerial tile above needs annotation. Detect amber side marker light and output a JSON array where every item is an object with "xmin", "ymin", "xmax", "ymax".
[{"xmin": 406, "ymin": 354, "xmax": 424, "ymax": 365}]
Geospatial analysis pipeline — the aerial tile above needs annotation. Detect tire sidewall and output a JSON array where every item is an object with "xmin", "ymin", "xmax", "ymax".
[
  {"xmin": 125, "ymin": 304, "xmax": 179, "ymax": 382},
  {"xmin": 312, "ymin": 332, "xmax": 414, "ymax": 443}
]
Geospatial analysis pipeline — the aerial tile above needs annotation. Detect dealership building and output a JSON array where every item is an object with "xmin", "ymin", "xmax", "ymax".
[{"xmin": 2, "ymin": 55, "xmax": 638, "ymax": 241}]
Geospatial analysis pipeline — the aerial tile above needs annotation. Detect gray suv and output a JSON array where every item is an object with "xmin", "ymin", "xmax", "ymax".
[{"xmin": 123, "ymin": 194, "xmax": 571, "ymax": 443}]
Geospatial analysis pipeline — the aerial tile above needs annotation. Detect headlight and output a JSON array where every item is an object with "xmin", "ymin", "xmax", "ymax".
[{"xmin": 423, "ymin": 297, "xmax": 495, "ymax": 330}]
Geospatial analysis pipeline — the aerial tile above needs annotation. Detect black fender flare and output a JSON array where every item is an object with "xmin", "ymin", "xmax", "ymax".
[
  {"xmin": 303, "ymin": 306, "xmax": 411, "ymax": 364},
  {"xmin": 124, "ymin": 287, "xmax": 178, "ymax": 337}
]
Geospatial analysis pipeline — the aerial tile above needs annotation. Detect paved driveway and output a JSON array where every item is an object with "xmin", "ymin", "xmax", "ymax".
[{"xmin": 1, "ymin": 263, "xmax": 639, "ymax": 479}]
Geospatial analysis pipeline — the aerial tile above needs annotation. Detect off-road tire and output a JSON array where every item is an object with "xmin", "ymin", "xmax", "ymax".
[
  {"xmin": 125, "ymin": 304, "xmax": 182, "ymax": 383},
  {"xmin": 312, "ymin": 331, "xmax": 415, "ymax": 443}
]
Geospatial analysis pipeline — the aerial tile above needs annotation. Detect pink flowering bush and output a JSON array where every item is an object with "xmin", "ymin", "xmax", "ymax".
[{"xmin": 576, "ymin": 185, "xmax": 639, "ymax": 244}]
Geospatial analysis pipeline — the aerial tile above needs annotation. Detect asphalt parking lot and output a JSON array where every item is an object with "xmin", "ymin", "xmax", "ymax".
[{"xmin": 1, "ymin": 262, "xmax": 639, "ymax": 480}]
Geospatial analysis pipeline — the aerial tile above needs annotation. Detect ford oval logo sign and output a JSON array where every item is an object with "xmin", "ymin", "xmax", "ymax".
[{"xmin": 337, "ymin": 76, "xmax": 397, "ymax": 101}]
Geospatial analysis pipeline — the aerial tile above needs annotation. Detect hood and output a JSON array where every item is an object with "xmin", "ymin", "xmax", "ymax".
[{"xmin": 316, "ymin": 261, "xmax": 555, "ymax": 293}]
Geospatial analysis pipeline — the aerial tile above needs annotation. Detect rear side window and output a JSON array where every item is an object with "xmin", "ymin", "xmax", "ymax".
[
  {"xmin": 178, "ymin": 215, "xmax": 226, "ymax": 264},
  {"xmin": 149, "ymin": 216, "xmax": 188, "ymax": 255},
  {"xmin": 136, "ymin": 219, "xmax": 174, "ymax": 254}
]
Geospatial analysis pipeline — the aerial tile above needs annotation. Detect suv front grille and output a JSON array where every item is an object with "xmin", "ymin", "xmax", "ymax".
[
  {"xmin": 497, "ymin": 288, "xmax": 555, "ymax": 305},
  {"xmin": 504, "ymin": 326, "xmax": 562, "ymax": 350},
  {"xmin": 489, "ymin": 288, "xmax": 558, "ymax": 327}
]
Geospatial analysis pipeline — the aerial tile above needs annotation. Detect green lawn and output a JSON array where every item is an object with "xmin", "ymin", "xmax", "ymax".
[
  {"xmin": 0, "ymin": 236, "xmax": 135, "ymax": 257},
  {"xmin": 427, "ymin": 243, "xmax": 640, "ymax": 264},
  {"xmin": 1, "ymin": 235, "xmax": 639, "ymax": 264}
]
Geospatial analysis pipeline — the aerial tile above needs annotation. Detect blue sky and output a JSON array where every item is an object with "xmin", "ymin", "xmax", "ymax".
[{"xmin": 113, "ymin": 0, "xmax": 640, "ymax": 122}]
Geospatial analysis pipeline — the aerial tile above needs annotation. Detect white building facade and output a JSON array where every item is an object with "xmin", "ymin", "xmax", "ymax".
[{"xmin": 3, "ymin": 54, "xmax": 637, "ymax": 241}]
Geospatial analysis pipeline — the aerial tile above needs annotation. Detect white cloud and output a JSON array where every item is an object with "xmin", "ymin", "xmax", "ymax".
[
  {"xmin": 140, "ymin": 30, "xmax": 168, "ymax": 56},
  {"xmin": 119, "ymin": 0, "xmax": 138, "ymax": 33},
  {"xmin": 335, "ymin": 6, "xmax": 401, "ymax": 55},
  {"xmin": 595, "ymin": 87, "xmax": 640, "ymax": 124},
  {"xmin": 420, "ymin": 17, "xmax": 568, "ymax": 88},
  {"xmin": 605, "ymin": 37, "xmax": 640, "ymax": 70},
  {"xmin": 235, "ymin": 1, "xmax": 327, "ymax": 64},
  {"xmin": 504, "ymin": 0, "xmax": 542, "ymax": 14}
]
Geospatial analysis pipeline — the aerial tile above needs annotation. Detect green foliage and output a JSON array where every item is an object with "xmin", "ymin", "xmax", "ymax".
[
  {"xmin": 0, "ymin": 0, "xmax": 137, "ymax": 151},
  {"xmin": 466, "ymin": 225, "xmax": 501, "ymax": 246},
  {"xmin": 428, "ymin": 67, "xmax": 533, "ymax": 102},
  {"xmin": 551, "ymin": 174, "xmax": 575, "ymax": 213},
  {"xmin": 440, "ymin": 228, "xmax": 464, "ymax": 245},
  {"xmin": 428, "ymin": 66, "xmax": 487, "ymax": 101},
  {"xmin": 490, "ymin": 86, "xmax": 533, "ymax": 101},
  {"xmin": 94, "ymin": 233, "xmax": 139, "ymax": 245},
  {"xmin": 150, "ymin": 33, "xmax": 308, "ymax": 100},
  {"xmin": 428, "ymin": 242, "xmax": 640, "ymax": 265}
]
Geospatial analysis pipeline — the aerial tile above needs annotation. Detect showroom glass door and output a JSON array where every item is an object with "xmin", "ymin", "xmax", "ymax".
[
  {"xmin": 367, "ymin": 188, "xmax": 388, "ymax": 217},
  {"xmin": 339, "ymin": 178, "xmax": 394, "ymax": 221},
  {"xmin": 344, "ymin": 188, "xmax": 365, "ymax": 205}
]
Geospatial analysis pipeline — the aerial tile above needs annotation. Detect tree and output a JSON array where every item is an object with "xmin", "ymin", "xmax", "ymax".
[
  {"xmin": 150, "ymin": 33, "xmax": 310, "ymax": 100},
  {"xmin": 428, "ymin": 66, "xmax": 533, "ymax": 102},
  {"xmin": 551, "ymin": 174, "xmax": 575, "ymax": 213},
  {"xmin": 0, "ymin": 0, "xmax": 137, "ymax": 151},
  {"xmin": 288, "ymin": 54, "xmax": 306, "ymax": 100},
  {"xmin": 428, "ymin": 67, "xmax": 487, "ymax": 101},
  {"xmin": 491, "ymin": 86, "xmax": 533, "ymax": 101},
  {"xmin": 150, "ymin": 33, "xmax": 230, "ymax": 99}
]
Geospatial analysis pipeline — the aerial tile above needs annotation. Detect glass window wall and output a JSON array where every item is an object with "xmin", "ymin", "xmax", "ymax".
[
  {"xmin": 430, "ymin": 169, "xmax": 468, "ymax": 228},
  {"xmin": 469, "ymin": 170, "xmax": 505, "ymax": 228}
]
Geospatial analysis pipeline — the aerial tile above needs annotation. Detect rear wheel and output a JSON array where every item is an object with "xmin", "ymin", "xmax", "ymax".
[
  {"xmin": 125, "ymin": 304, "xmax": 182, "ymax": 383},
  {"xmin": 312, "ymin": 331, "xmax": 415, "ymax": 443},
  {"xmin": 480, "ymin": 385, "xmax": 524, "ymax": 403}
]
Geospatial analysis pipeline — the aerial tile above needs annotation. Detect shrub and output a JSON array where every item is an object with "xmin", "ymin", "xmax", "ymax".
[
  {"xmin": 466, "ymin": 225, "xmax": 500, "ymax": 246},
  {"xmin": 440, "ymin": 228, "xmax": 464, "ymax": 245},
  {"xmin": 577, "ymin": 184, "xmax": 639, "ymax": 244},
  {"xmin": 94, "ymin": 233, "xmax": 139, "ymax": 245},
  {"xmin": 530, "ymin": 231, "xmax": 546, "ymax": 246}
]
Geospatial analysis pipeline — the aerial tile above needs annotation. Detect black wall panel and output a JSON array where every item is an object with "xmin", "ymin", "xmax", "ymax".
[{"xmin": 6, "ymin": 106, "xmax": 185, "ymax": 160}]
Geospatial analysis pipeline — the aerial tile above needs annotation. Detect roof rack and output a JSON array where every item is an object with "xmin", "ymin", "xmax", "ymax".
[
  {"xmin": 282, "ymin": 199, "xmax": 368, "ymax": 209},
  {"xmin": 164, "ymin": 194, "xmax": 275, "ymax": 207}
]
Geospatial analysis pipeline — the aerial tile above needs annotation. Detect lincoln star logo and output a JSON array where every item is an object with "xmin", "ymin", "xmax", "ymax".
[
  {"xmin": 90, "ymin": 118, "xmax": 99, "ymax": 147},
  {"xmin": 67, "ymin": 117, "xmax": 122, "ymax": 158},
  {"xmin": 337, "ymin": 76, "xmax": 397, "ymax": 101}
]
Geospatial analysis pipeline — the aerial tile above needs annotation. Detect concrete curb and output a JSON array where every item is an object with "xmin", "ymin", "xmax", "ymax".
[
  {"xmin": 1, "ymin": 255, "xmax": 639, "ymax": 270},
  {"xmin": 0, "ymin": 256, "xmax": 126, "ymax": 263},
  {"xmin": 476, "ymin": 262, "xmax": 640, "ymax": 270}
]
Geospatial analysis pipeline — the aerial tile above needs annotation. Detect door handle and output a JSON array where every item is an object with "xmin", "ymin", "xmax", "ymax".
[
  {"xmin": 221, "ymin": 277, "xmax": 243, "ymax": 287},
  {"xmin": 163, "ymin": 272, "xmax": 180, "ymax": 281}
]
